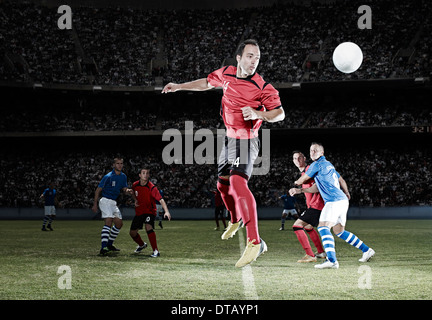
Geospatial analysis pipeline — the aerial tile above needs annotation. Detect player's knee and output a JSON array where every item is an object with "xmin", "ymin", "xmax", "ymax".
[
  {"xmin": 292, "ymin": 220, "xmax": 304, "ymax": 228},
  {"xmin": 129, "ymin": 229, "xmax": 137, "ymax": 237},
  {"xmin": 146, "ymin": 229, "xmax": 154, "ymax": 235}
]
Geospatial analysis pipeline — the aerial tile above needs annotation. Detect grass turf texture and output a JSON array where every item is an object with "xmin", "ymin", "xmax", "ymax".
[{"xmin": 0, "ymin": 219, "xmax": 431, "ymax": 300}]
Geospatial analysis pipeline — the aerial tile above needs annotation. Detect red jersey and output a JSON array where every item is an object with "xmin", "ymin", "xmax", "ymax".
[
  {"xmin": 207, "ymin": 66, "xmax": 282, "ymax": 139},
  {"xmin": 132, "ymin": 180, "xmax": 162, "ymax": 216},
  {"xmin": 302, "ymin": 165, "xmax": 324, "ymax": 211}
]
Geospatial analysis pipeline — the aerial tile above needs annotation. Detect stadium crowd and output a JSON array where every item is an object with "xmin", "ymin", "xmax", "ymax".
[
  {"xmin": 1, "ymin": 0, "xmax": 431, "ymax": 212},
  {"xmin": 1, "ymin": 143, "xmax": 430, "ymax": 209},
  {"xmin": 1, "ymin": 88, "xmax": 431, "ymax": 132},
  {"xmin": 1, "ymin": 0, "xmax": 431, "ymax": 85}
]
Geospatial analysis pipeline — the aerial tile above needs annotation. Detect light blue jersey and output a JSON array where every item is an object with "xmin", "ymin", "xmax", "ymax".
[
  {"xmin": 98, "ymin": 169, "xmax": 128, "ymax": 200},
  {"xmin": 305, "ymin": 156, "xmax": 347, "ymax": 203}
]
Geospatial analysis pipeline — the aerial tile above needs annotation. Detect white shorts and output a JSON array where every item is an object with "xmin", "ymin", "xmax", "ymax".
[
  {"xmin": 99, "ymin": 197, "xmax": 122, "ymax": 219},
  {"xmin": 44, "ymin": 206, "xmax": 56, "ymax": 216},
  {"xmin": 283, "ymin": 209, "xmax": 297, "ymax": 215},
  {"xmin": 319, "ymin": 199, "xmax": 349, "ymax": 226}
]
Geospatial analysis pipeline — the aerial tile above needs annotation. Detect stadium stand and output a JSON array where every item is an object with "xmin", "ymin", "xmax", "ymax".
[{"xmin": 0, "ymin": 0, "xmax": 431, "ymax": 212}]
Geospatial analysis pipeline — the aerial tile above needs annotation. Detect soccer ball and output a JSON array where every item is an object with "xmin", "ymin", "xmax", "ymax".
[{"xmin": 332, "ymin": 42, "xmax": 363, "ymax": 74}]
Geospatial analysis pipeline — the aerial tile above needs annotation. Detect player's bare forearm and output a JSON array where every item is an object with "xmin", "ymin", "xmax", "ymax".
[
  {"xmin": 161, "ymin": 78, "xmax": 214, "ymax": 93},
  {"xmin": 92, "ymin": 187, "xmax": 102, "ymax": 212},
  {"xmin": 261, "ymin": 107, "xmax": 285, "ymax": 122},
  {"xmin": 302, "ymin": 184, "xmax": 319, "ymax": 194},
  {"xmin": 339, "ymin": 176, "xmax": 351, "ymax": 199},
  {"xmin": 93, "ymin": 187, "xmax": 102, "ymax": 205},
  {"xmin": 160, "ymin": 199, "xmax": 171, "ymax": 220},
  {"xmin": 242, "ymin": 107, "xmax": 285, "ymax": 122},
  {"xmin": 294, "ymin": 173, "xmax": 311, "ymax": 186},
  {"xmin": 289, "ymin": 184, "xmax": 319, "ymax": 197}
]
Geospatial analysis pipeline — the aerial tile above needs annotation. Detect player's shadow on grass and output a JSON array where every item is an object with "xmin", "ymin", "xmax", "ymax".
[
  {"xmin": 129, "ymin": 252, "xmax": 153, "ymax": 260},
  {"xmin": 96, "ymin": 251, "xmax": 120, "ymax": 257}
]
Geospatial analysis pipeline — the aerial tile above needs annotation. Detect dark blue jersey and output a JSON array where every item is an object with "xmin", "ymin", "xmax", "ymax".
[
  {"xmin": 280, "ymin": 194, "xmax": 296, "ymax": 209},
  {"xmin": 98, "ymin": 169, "xmax": 128, "ymax": 200},
  {"xmin": 43, "ymin": 188, "xmax": 56, "ymax": 206}
]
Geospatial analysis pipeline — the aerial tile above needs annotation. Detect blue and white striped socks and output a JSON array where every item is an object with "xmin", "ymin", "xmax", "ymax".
[
  {"xmin": 318, "ymin": 226, "xmax": 337, "ymax": 262},
  {"xmin": 101, "ymin": 225, "xmax": 121, "ymax": 249},
  {"xmin": 108, "ymin": 226, "xmax": 121, "ymax": 246},
  {"xmin": 336, "ymin": 230, "xmax": 369, "ymax": 253},
  {"xmin": 101, "ymin": 225, "xmax": 111, "ymax": 249}
]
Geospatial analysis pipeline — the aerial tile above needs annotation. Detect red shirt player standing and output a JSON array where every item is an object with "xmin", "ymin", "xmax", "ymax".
[
  {"xmin": 162, "ymin": 39, "xmax": 285, "ymax": 267},
  {"xmin": 129, "ymin": 168, "xmax": 171, "ymax": 257},
  {"xmin": 290, "ymin": 151, "xmax": 326, "ymax": 263}
]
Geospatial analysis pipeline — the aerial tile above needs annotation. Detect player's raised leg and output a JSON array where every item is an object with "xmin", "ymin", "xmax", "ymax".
[{"xmin": 218, "ymin": 176, "xmax": 243, "ymax": 240}]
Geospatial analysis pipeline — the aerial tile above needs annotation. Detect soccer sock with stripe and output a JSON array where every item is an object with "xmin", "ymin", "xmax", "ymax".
[
  {"xmin": 336, "ymin": 230, "xmax": 370, "ymax": 253},
  {"xmin": 42, "ymin": 216, "xmax": 49, "ymax": 227},
  {"xmin": 318, "ymin": 226, "xmax": 337, "ymax": 262},
  {"xmin": 107, "ymin": 226, "xmax": 121, "ymax": 246},
  {"xmin": 305, "ymin": 227, "xmax": 325, "ymax": 254},
  {"xmin": 293, "ymin": 226, "xmax": 314, "ymax": 257},
  {"xmin": 101, "ymin": 225, "xmax": 111, "ymax": 249}
]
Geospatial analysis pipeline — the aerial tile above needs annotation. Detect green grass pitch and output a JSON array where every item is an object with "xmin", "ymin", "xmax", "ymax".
[{"xmin": 1, "ymin": 219, "xmax": 431, "ymax": 301}]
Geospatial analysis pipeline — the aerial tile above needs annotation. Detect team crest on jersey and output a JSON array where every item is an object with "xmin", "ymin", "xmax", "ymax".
[{"xmin": 112, "ymin": 181, "xmax": 116, "ymax": 187}]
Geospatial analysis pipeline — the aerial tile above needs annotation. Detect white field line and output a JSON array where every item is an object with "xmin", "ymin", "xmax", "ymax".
[{"xmin": 238, "ymin": 227, "xmax": 259, "ymax": 300}]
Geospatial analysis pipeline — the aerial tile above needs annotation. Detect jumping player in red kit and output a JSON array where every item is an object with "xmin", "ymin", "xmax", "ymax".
[
  {"xmin": 162, "ymin": 39, "xmax": 285, "ymax": 267},
  {"xmin": 130, "ymin": 168, "xmax": 171, "ymax": 257}
]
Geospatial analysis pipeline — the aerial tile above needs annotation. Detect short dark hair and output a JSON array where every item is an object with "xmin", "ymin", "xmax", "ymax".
[
  {"xmin": 138, "ymin": 167, "xmax": 150, "ymax": 175},
  {"xmin": 292, "ymin": 150, "xmax": 304, "ymax": 156},
  {"xmin": 236, "ymin": 39, "xmax": 259, "ymax": 57}
]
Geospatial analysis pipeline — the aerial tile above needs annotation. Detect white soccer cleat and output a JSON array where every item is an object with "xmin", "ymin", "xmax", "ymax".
[
  {"xmin": 314, "ymin": 259, "xmax": 339, "ymax": 269},
  {"xmin": 134, "ymin": 243, "xmax": 147, "ymax": 253},
  {"xmin": 235, "ymin": 238, "xmax": 267, "ymax": 268},
  {"xmin": 221, "ymin": 220, "xmax": 243, "ymax": 240},
  {"xmin": 359, "ymin": 248, "xmax": 375, "ymax": 262},
  {"xmin": 150, "ymin": 249, "xmax": 160, "ymax": 258}
]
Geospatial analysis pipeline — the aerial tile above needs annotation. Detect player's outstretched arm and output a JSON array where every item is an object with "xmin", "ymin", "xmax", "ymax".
[
  {"xmin": 294, "ymin": 173, "xmax": 312, "ymax": 186},
  {"xmin": 161, "ymin": 78, "xmax": 214, "ymax": 93}
]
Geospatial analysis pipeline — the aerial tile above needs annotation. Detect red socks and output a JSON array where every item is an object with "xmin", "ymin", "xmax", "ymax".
[
  {"xmin": 293, "ymin": 226, "xmax": 325, "ymax": 256},
  {"xmin": 132, "ymin": 234, "xmax": 144, "ymax": 247},
  {"xmin": 217, "ymin": 177, "xmax": 240, "ymax": 223},
  {"xmin": 132, "ymin": 230, "xmax": 158, "ymax": 251},
  {"xmin": 147, "ymin": 229, "xmax": 158, "ymax": 251},
  {"xmin": 229, "ymin": 174, "xmax": 260, "ymax": 244},
  {"xmin": 305, "ymin": 227, "xmax": 325, "ymax": 254},
  {"xmin": 293, "ymin": 227, "xmax": 314, "ymax": 256}
]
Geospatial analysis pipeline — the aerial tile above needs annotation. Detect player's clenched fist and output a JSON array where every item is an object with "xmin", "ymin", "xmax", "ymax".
[{"xmin": 241, "ymin": 106, "xmax": 261, "ymax": 121}]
